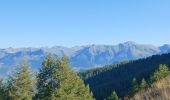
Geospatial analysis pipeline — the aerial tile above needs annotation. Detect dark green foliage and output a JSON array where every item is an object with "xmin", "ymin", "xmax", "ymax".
[
  {"xmin": 132, "ymin": 65, "xmax": 170, "ymax": 99},
  {"xmin": 37, "ymin": 54, "xmax": 94, "ymax": 100},
  {"xmin": 107, "ymin": 91, "xmax": 119, "ymax": 100},
  {"xmin": 129, "ymin": 78, "xmax": 139, "ymax": 96},
  {"xmin": 82, "ymin": 53, "xmax": 170, "ymax": 99},
  {"xmin": 8, "ymin": 62, "xmax": 36, "ymax": 100},
  {"xmin": 0, "ymin": 78, "xmax": 9, "ymax": 100},
  {"xmin": 139, "ymin": 78, "xmax": 147, "ymax": 90},
  {"xmin": 36, "ymin": 54, "xmax": 58, "ymax": 99},
  {"xmin": 0, "ymin": 78, "xmax": 4, "ymax": 100},
  {"xmin": 151, "ymin": 64, "xmax": 170, "ymax": 82},
  {"xmin": 51, "ymin": 56, "xmax": 94, "ymax": 100},
  {"xmin": 129, "ymin": 65, "xmax": 170, "ymax": 97},
  {"xmin": 0, "ymin": 53, "xmax": 170, "ymax": 100},
  {"xmin": 0, "ymin": 54, "xmax": 94, "ymax": 100}
]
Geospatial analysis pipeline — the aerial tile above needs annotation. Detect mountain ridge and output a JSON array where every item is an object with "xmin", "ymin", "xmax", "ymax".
[{"xmin": 0, "ymin": 41, "xmax": 170, "ymax": 76}]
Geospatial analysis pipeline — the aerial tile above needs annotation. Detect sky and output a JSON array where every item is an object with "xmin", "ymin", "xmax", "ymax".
[{"xmin": 0, "ymin": 0, "xmax": 170, "ymax": 48}]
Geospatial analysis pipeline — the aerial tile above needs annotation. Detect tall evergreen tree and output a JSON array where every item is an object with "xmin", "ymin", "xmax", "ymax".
[
  {"xmin": 107, "ymin": 91, "xmax": 119, "ymax": 100},
  {"xmin": 51, "ymin": 56, "xmax": 94, "ymax": 100},
  {"xmin": 0, "ymin": 78, "xmax": 3, "ymax": 100},
  {"xmin": 129, "ymin": 78, "xmax": 138, "ymax": 96},
  {"xmin": 37, "ymin": 54, "xmax": 94, "ymax": 100},
  {"xmin": 8, "ymin": 62, "xmax": 36, "ymax": 100},
  {"xmin": 0, "ymin": 77, "xmax": 9, "ymax": 100},
  {"xmin": 36, "ymin": 54, "xmax": 58, "ymax": 99},
  {"xmin": 151, "ymin": 64, "xmax": 170, "ymax": 82},
  {"xmin": 139, "ymin": 78, "xmax": 147, "ymax": 90}
]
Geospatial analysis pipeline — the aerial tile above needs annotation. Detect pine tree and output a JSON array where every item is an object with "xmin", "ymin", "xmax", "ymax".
[
  {"xmin": 51, "ymin": 56, "xmax": 94, "ymax": 100},
  {"xmin": 0, "ymin": 77, "xmax": 9, "ymax": 100},
  {"xmin": 36, "ymin": 54, "xmax": 58, "ymax": 99},
  {"xmin": 8, "ymin": 62, "xmax": 36, "ymax": 100},
  {"xmin": 0, "ymin": 78, "xmax": 3, "ymax": 100},
  {"xmin": 151, "ymin": 64, "xmax": 170, "ymax": 82},
  {"xmin": 129, "ymin": 78, "xmax": 138, "ymax": 96},
  {"xmin": 37, "ymin": 54, "xmax": 94, "ymax": 100},
  {"xmin": 139, "ymin": 78, "xmax": 147, "ymax": 90},
  {"xmin": 107, "ymin": 91, "xmax": 119, "ymax": 100}
]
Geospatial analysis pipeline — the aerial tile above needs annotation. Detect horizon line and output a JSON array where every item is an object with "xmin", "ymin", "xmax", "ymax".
[{"xmin": 0, "ymin": 41, "xmax": 168, "ymax": 49}]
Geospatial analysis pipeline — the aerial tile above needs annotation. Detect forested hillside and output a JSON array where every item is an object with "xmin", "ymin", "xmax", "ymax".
[
  {"xmin": 1, "ymin": 53, "xmax": 170, "ymax": 100},
  {"xmin": 82, "ymin": 53, "xmax": 170, "ymax": 100}
]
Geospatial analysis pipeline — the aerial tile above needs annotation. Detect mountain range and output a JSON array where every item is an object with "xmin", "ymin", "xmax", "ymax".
[{"xmin": 0, "ymin": 41, "xmax": 170, "ymax": 76}]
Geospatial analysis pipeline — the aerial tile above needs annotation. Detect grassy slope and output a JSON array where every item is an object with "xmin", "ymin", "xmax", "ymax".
[
  {"xmin": 133, "ymin": 76, "xmax": 170, "ymax": 100},
  {"xmin": 82, "ymin": 53, "xmax": 170, "ymax": 99}
]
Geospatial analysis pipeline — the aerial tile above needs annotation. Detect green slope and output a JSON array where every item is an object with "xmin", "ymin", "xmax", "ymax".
[{"xmin": 81, "ymin": 53, "xmax": 170, "ymax": 100}]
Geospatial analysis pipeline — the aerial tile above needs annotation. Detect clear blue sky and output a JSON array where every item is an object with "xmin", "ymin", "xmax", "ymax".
[{"xmin": 0, "ymin": 0, "xmax": 170, "ymax": 48}]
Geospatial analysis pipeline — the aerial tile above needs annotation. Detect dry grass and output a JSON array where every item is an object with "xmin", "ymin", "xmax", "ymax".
[{"xmin": 133, "ymin": 76, "xmax": 170, "ymax": 100}]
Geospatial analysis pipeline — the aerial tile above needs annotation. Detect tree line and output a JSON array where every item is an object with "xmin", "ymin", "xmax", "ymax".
[
  {"xmin": 128, "ymin": 64, "xmax": 170, "ymax": 98},
  {"xmin": 81, "ymin": 53, "xmax": 170, "ymax": 100},
  {"xmin": 1, "ymin": 53, "xmax": 170, "ymax": 100},
  {"xmin": 0, "ymin": 54, "xmax": 94, "ymax": 100}
]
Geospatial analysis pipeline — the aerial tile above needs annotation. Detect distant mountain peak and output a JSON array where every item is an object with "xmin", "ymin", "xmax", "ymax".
[
  {"xmin": 159, "ymin": 44, "xmax": 170, "ymax": 53},
  {"xmin": 118, "ymin": 41, "xmax": 137, "ymax": 48},
  {"xmin": 161, "ymin": 44, "xmax": 170, "ymax": 48},
  {"xmin": 124, "ymin": 41, "xmax": 137, "ymax": 45},
  {"xmin": 0, "ymin": 42, "xmax": 170, "ymax": 76}
]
